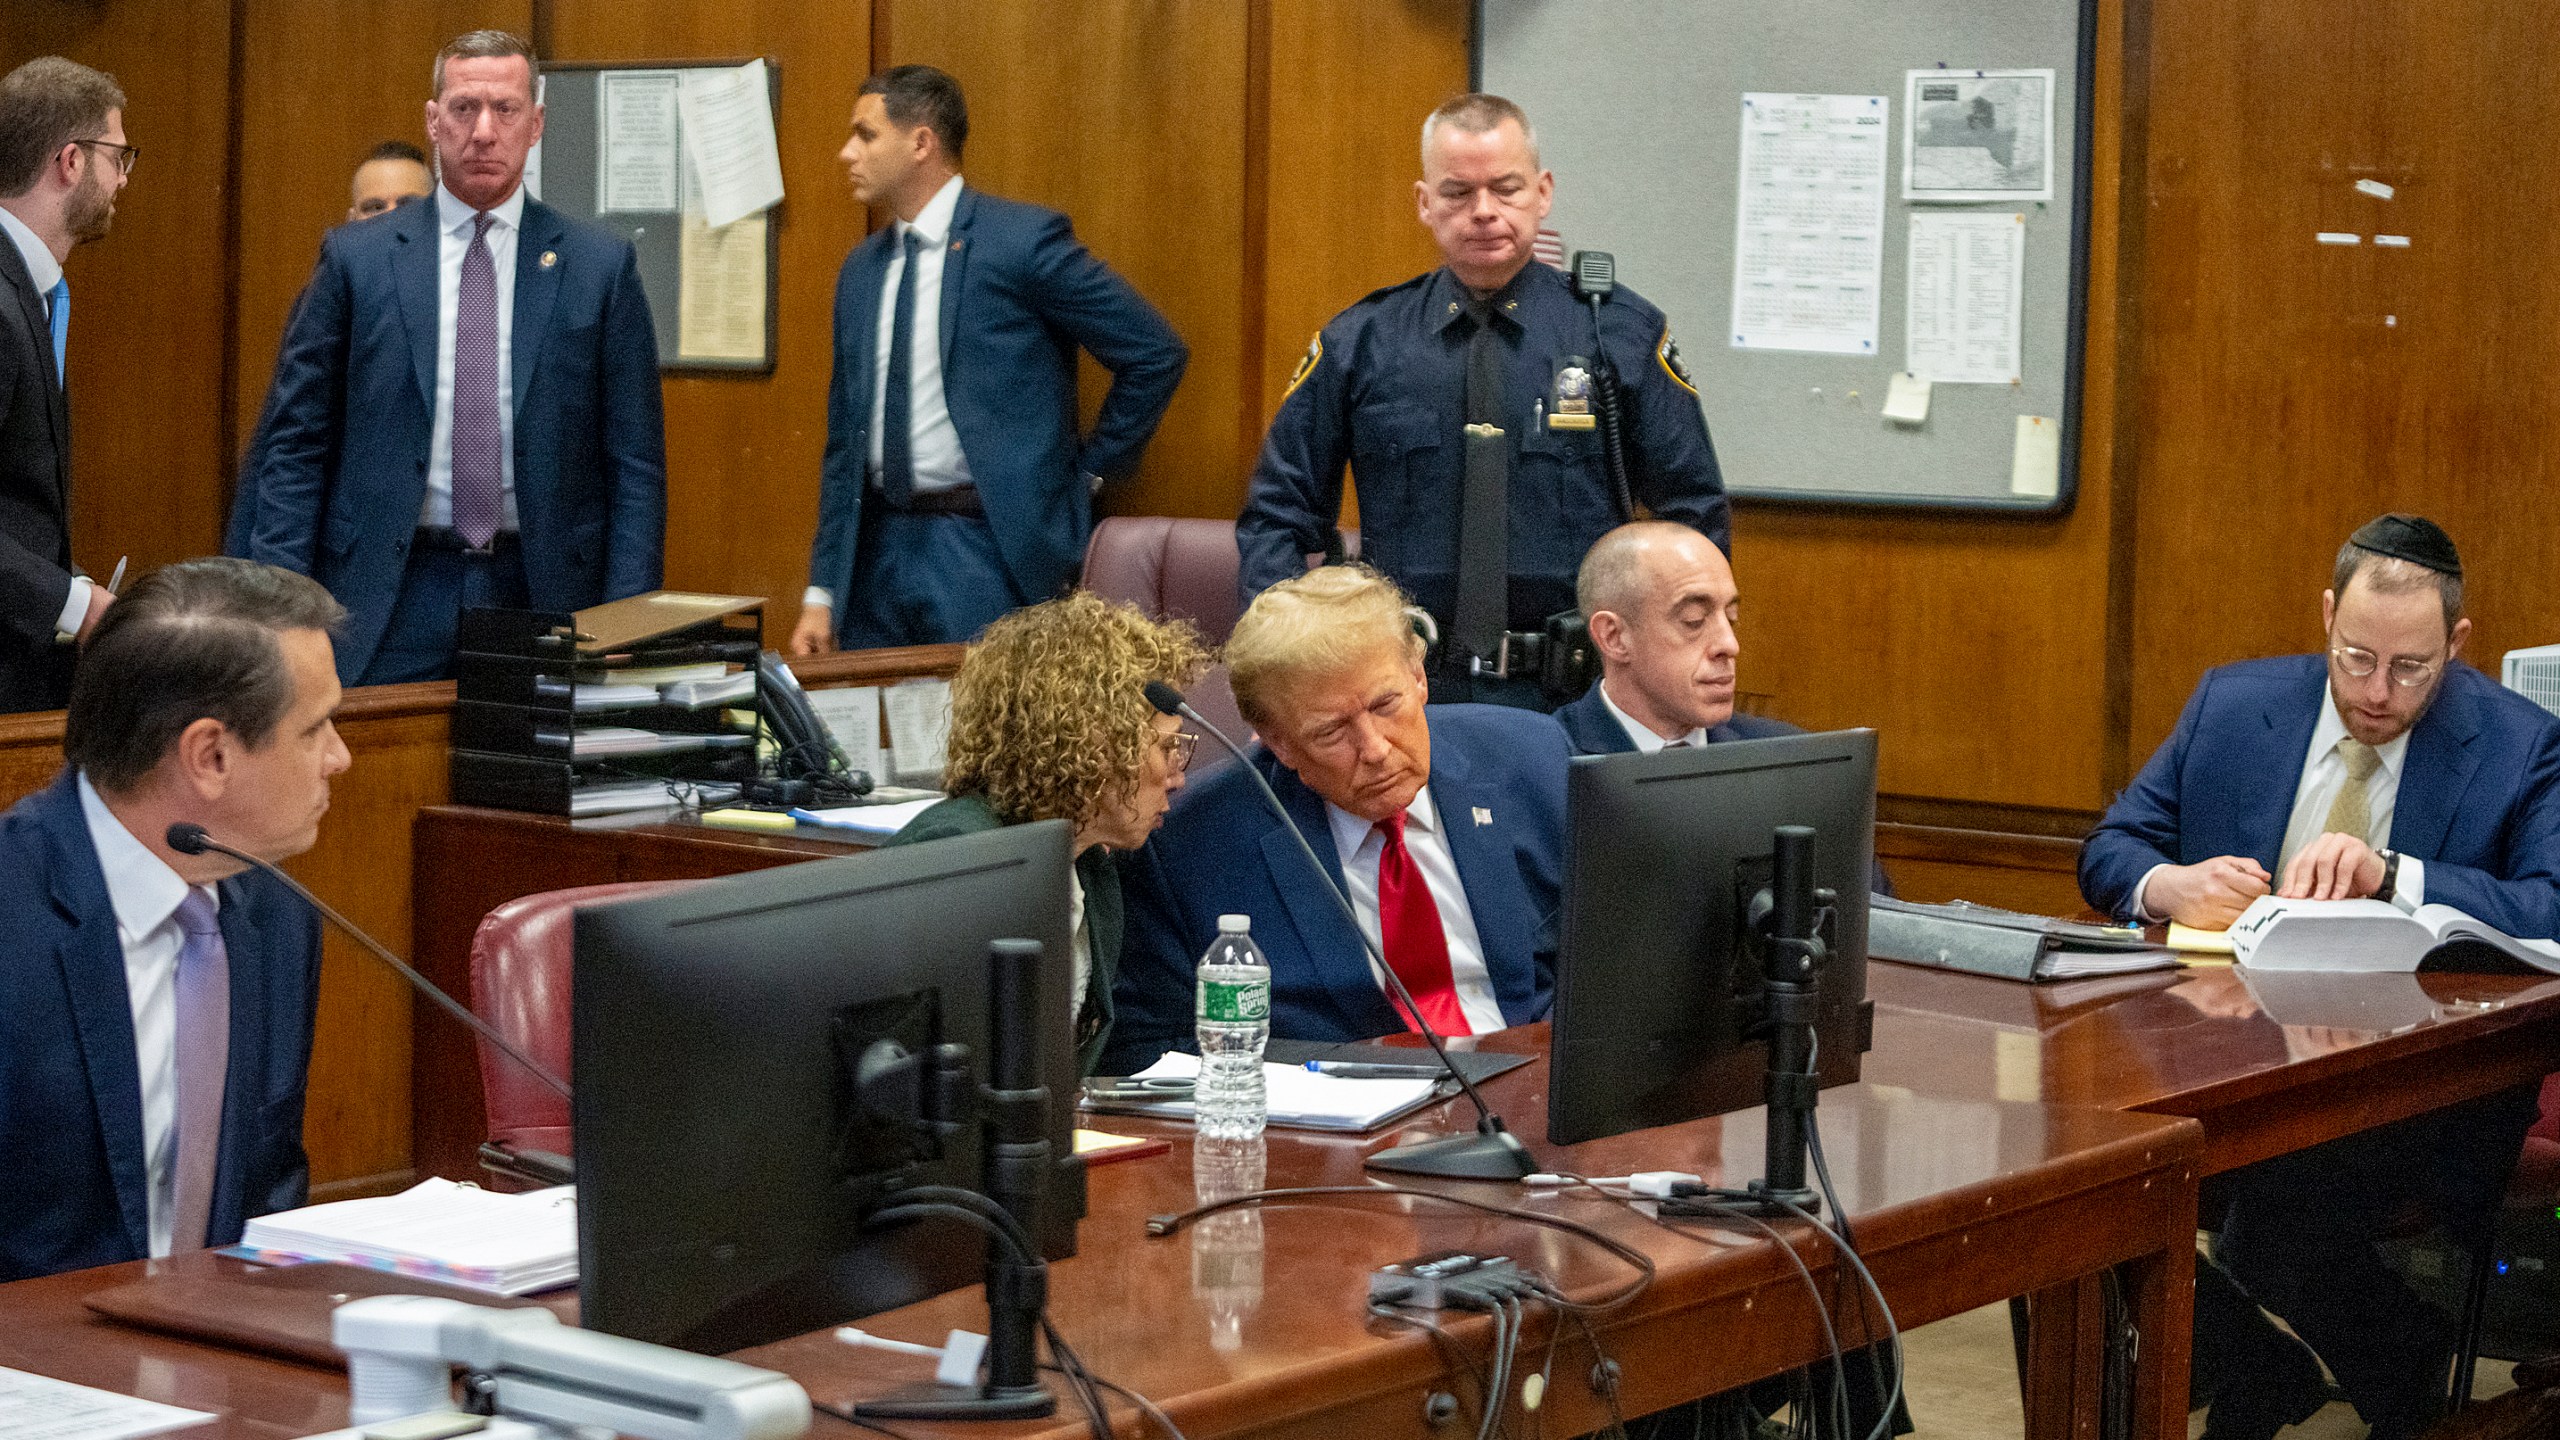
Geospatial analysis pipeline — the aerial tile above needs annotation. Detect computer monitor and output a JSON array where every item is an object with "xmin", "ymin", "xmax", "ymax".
[
  {"xmin": 1547, "ymin": 729, "xmax": 1877, "ymax": 1147},
  {"xmin": 571, "ymin": 821, "xmax": 1082, "ymax": 1354}
]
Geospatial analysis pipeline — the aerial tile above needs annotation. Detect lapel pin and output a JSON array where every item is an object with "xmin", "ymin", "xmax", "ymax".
[
  {"xmin": 1473, "ymin": 807, "xmax": 1493, "ymax": 827},
  {"xmin": 540, "ymin": 250, "xmax": 558, "ymax": 269}
]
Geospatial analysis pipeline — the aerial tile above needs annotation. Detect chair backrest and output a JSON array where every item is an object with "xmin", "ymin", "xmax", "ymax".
[
  {"xmin": 1081, "ymin": 516, "xmax": 1360, "ymax": 765},
  {"xmin": 468, "ymin": 878, "xmax": 703, "ymax": 1153}
]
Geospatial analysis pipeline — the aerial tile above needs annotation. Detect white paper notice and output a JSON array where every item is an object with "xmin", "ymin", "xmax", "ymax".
[
  {"xmin": 1907, "ymin": 212, "xmax": 2026, "ymax": 385},
  {"xmin": 0, "ymin": 1365, "xmax": 215, "ymax": 1440},
  {"xmin": 1903, "ymin": 69, "xmax": 2055, "ymax": 203},
  {"xmin": 678, "ymin": 207, "xmax": 768, "ymax": 360},
  {"xmin": 1882, "ymin": 372, "xmax": 1932, "ymax": 424},
  {"xmin": 884, "ymin": 678, "xmax": 953, "ymax": 787},
  {"xmin": 2012, "ymin": 415, "xmax": 2061, "ymax": 498},
  {"xmin": 676, "ymin": 60, "xmax": 785, "ymax": 229},
  {"xmin": 522, "ymin": 73, "xmax": 547, "ymax": 201},
  {"xmin": 598, "ymin": 71, "xmax": 681, "ymax": 213},
  {"xmin": 807, "ymin": 685, "xmax": 883, "ymax": 782},
  {"xmin": 1729, "ymin": 93, "xmax": 1889, "ymax": 356}
]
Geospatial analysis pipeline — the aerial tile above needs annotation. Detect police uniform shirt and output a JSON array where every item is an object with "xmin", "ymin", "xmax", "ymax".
[{"xmin": 1237, "ymin": 259, "xmax": 1731, "ymax": 637}]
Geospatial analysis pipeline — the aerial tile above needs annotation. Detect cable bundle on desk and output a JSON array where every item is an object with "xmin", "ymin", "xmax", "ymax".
[{"xmin": 816, "ymin": 1185, "xmax": 1190, "ymax": 1440}]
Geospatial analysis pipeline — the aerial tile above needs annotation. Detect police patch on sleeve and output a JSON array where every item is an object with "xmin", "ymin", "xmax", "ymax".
[
  {"xmin": 1283, "ymin": 333, "xmax": 1324, "ymax": 400},
  {"xmin": 1657, "ymin": 331, "xmax": 1698, "ymax": 397}
]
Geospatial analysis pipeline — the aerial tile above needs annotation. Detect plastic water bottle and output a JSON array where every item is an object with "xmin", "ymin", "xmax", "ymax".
[{"xmin": 1194, "ymin": 914, "xmax": 1271, "ymax": 1139}]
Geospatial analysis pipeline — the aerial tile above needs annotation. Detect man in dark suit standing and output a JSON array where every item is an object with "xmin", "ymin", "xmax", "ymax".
[
  {"xmin": 792, "ymin": 65, "xmax": 1187, "ymax": 654},
  {"xmin": 2082, "ymin": 515, "xmax": 2559, "ymax": 1440},
  {"xmin": 0, "ymin": 56, "xmax": 132, "ymax": 712},
  {"xmin": 0, "ymin": 557, "xmax": 344, "ymax": 1280},
  {"xmin": 1105, "ymin": 565, "xmax": 1568, "ymax": 1074},
  {"xmin": 246, "ymin": 31, "xmax": 665, "ymax": 684}
]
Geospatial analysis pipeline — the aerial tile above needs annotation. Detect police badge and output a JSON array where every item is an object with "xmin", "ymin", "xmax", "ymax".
[{"xmin": 1548, "ymin": 355, "xmax": 1597, "ymax": 430}]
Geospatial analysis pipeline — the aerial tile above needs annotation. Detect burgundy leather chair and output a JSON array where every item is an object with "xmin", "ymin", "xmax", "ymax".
[
  {"xmin": 468, "ymin": 879, "xmax": 701, "ymax": 1176},
  {"xmin": 1079, "ymin": 516, "xmax": 1359, "ymax": 758}
]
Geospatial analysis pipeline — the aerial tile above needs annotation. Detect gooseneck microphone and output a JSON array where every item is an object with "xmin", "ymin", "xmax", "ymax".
[
  {"xmin": 1143, "ymin": 683, "xmax": 1534, "ymax": 1179},
  {"xmin": 167, "ymin": 823, "xmax": 572, "ymax": 1101}
]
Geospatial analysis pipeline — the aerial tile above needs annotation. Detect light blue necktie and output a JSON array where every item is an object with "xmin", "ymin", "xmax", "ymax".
[{"xmin": 45, "ymin": 277, "xmax": 67, "ymax": 387}]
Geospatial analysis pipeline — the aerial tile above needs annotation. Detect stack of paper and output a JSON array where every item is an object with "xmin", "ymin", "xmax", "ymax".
[
  {"xmin": 789, "ymin": 797, "xmax": 942, "ymax": 840},
  {"xmin": 571, "ymin": 727, "xmax": 755, "ymax": 758},
  {"xmin": 1097, "ymin": 1052, "xmax": 1443, "ymax": 1133},
  {"xmin": 239, "ymin": 1178, "xmax": 578, "ymax": 1296},
  {"xmin": 660, "ymin": 670, "xmax": 758, "ymax": 708}
]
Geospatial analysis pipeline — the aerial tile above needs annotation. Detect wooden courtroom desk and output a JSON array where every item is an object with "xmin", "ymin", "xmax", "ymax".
[
  {"xmin": 1864, "ymin": 960, "xmax": 2560, "ymax": 1177},
  {"xmin": 0, "ymin": 1029, "xmax": 2203, "ymax": 1440}
]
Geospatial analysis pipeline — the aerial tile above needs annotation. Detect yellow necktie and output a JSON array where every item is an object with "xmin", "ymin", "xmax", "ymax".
[{"xmin": 2322, "ymin": 737, "xmax": 2383, "ymax": 845}]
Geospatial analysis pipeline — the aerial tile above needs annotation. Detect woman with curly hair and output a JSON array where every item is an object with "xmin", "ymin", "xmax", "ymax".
[{"xmin": 886, "ymin": 592, "xmax": 1211, "ymax": 1074}]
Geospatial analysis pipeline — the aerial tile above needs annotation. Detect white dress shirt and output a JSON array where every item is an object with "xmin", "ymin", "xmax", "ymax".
[
  {"xmin": 0, "ymin": 204, "xmax": 92, "ymax": 637},
  {"xmin": 2133, "ymin": 684, "xmax": 2425, "ymax": 920},
  {"xmin": 1065, "ymin": 863, "xmax": 1091, "ymax": 1023},
  {"xmin": 807, "ymin": 175, "xmax": 975, "ymax": 613},
  {"xmin": 1324, "ymin": 787, "xmax": 1508, "ymax": 1035},
  {"xmin": 1598, "ymin": 678, "xmax": 1708, "ymax": 751},
  {"xmin": 77, "ymin": 773, "xmax": 219, "ymax": 1259},
  {"xmin": 419, "ymin": 182, "xmax": 523, "ymax": 531}
]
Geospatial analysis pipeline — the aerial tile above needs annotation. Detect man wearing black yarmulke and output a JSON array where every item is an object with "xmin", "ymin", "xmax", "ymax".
[{"xmin": 2082, "ymin": 514, "xmax": 2560, "ymax": 1439}]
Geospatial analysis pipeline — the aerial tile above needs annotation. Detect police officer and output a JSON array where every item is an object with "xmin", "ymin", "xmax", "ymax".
[{"xmin": 1236, "ymin": 93, "xmax": 1729, "ymax": 708}]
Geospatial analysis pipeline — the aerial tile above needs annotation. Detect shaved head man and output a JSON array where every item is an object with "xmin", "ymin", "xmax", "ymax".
[{"xmin": 1553, "ymin": 522, "xmax": 1787, "ymax": 754}]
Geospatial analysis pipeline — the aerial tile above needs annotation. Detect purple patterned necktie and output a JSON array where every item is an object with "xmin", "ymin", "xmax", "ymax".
[
  {"xmin": 451, "ymin": 212, "xmax": 503, "ymax": 549},
  {"xmin": 169, "ymin": 888, "xmax": 229, "ymax": 1253}
]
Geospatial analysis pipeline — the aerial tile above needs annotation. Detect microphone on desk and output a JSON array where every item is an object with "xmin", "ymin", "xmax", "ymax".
[
  {"xmin": 166, "ymin": 823, "xmax": 573, "ymax": 1102},
  {"xmin": 1142, "ymin": 682, "xmax": 1534, "ymax": 1180}
]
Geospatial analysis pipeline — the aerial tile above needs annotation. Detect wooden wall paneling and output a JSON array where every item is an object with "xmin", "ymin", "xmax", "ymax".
[
  {"xmin": 5, "ymin": 3, "xmax": 235, "ymax": 582},
  {"xmin": 885, "ymin": 0, "xmax": 1249, "ymax": 525},
  {"xmin": 544, "ymin": 1, "xmax": 869, "ymax": 647},
  {"xmin": 288, "ymin": 692, "xmax": 452, "ymax": 1194},
  {"xmin": 1724, "ymin": 0, "xmax": 2133, "ymax": 818},
  {"xmin": 230, "ymin": 1, "xmax": 532, "ymax": 520},
  {"xmin": 2126, "ymin": 0, "xmax": 2560, "ymax": 762},
  {"xmin": 1258, "ymin": 0, "xmax": 1472, "ymax": 527}
]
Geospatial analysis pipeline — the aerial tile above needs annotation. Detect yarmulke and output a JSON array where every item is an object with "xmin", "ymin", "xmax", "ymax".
[{"xmin": 2348, "ymin": 513, "xmax": 2462, "ymax": 578}]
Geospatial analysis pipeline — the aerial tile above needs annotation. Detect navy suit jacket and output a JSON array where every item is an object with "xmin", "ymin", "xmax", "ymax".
[
  {"xmin": 2082, "ymin": 654, "xmax": 2560, "ymax": 937},
  {"xmin": 0, "ymin": 772, "xmax": 324, "ymax": 1280},
  {"xmin": 1104, "ymin": 704, "xmax": 1570, "ymax": 1075},
  {"xmin": 809, "ymin": 187, "xmax": 1186, "ymax": 607},
  {"xmin": 245, "ymin": 193, "xmax": 667, "ymax": 682},
  {"xmin": 0, "ymin": 231, "xmax": 75, "ymax": 712}
]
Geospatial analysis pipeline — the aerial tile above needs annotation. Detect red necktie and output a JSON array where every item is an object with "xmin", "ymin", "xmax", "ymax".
[{"xmin": 1374, "ymin": 812, "xmax": 1472, "ymax": 1036}]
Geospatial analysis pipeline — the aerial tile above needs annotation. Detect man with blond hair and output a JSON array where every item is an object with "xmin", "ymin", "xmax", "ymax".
[{"xmin": 1102, "ymin": 564, "xmax": 1570, "ymax": 1073}]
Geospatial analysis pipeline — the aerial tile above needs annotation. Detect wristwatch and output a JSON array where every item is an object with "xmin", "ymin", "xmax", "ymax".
[{"xmin": 2374, "ymin": 848, "xmax": 2400, "ymax": 903}]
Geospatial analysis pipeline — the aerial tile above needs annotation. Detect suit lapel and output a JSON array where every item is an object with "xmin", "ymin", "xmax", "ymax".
[
  {"xmin": 938, "ymin": 187, "xmax": 974, "ymax": 373},
  {"xmin": 40, "ymin": 778, "xmax": 151, "ymax": 1258},
  {"xmin": 0, "ymin": 242, "xmax": 68, "ymax": 490},
  {"xmin": 394, "ymin": 198, "xmax": 442, "ymax": 414},
  {"xmin": 1256, "ymin": 758, "xmax": 1386, "ymax": 1026},
  {"xmin": 207, "ymin": 880, "xmax": 270, "ymax": 1241},
  {"xmin": 1427, "ymin": 737, "xmax": 1534, "ymax": 1020},
  {"xmin": 511, "ymin": 200, "xmax": 567, "ymax": 417},
  {"xmin": 2245, "ymin": 666, "xmax": 2326, "ymax": 862},
  {"xmin": 2395, "ymin": 669, "xmax": 2484, "ymax": 861}
]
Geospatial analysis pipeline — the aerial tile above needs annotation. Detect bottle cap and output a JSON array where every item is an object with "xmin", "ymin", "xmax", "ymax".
[{"xmin": 1217, "ymin": 914, "xmax": 1251, "ymax": 933}]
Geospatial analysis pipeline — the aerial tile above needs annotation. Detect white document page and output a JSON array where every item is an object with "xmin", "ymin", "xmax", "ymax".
[
  {"xmin": 676, "ymin": 60, "xmax": 785, "ymax": 228},
  {"xmin": 0, "ymin": 1365, "xmax": 214, "ymax": 1440},
  {"xmin": 884, "ymin": 678, "xmax": 952, "ymax": 786},
  {"xmin": 806, "ymin": 685, "xmax": 884, "ymax": 780},
  {"xmin": 1728, "ymin": 93, "xmax": 1889, "ymax": 356},
  {"xmin": 597, "ymin": 71, "xmax": 680, "ymax": 213},
  {"xmin": 1907, "ymin": 212, "xmax": 2026, "ymax": 384}
]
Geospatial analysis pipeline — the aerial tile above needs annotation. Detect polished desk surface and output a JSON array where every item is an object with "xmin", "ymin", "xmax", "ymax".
[
  {"xmin": 0, "ymin": 1026, "xmax": 2200, "ymax": 1440},
  {"xmin": 1866, "ymin": 960, "xmax": 2560, "ymax": 1173}
]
